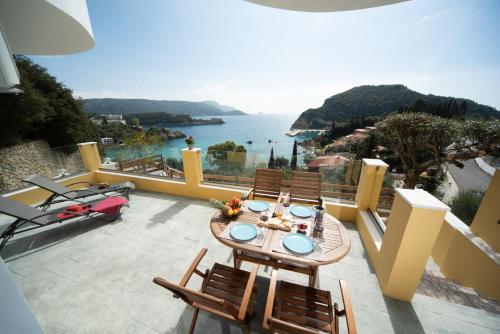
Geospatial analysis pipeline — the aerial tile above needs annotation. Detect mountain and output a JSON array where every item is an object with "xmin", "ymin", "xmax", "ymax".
[
  {"xmin": 123, "ymin": 112, "xmax": 224, "ymax": 126},
  {"xmin": 82, "ymin": 98, "xmax": 246, "ymax": 117},
  {"xmin": 291, "ymin": 85, "xmax": 499, "ymax": 129},
  {"xmin": 202, "ymin": 100, "xmax": 240, "ymax": 113}
]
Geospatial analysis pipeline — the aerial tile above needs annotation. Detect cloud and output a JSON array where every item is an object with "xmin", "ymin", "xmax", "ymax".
[
  {"xmin": 192, "ymin": 80, "xmax": 238, "ymax": 98},
  {"xmin": 73, "ymin": 89, "xmax": 137, "ymax": 99},
  {"xmin": 188, "ymin": 80, "xmax": 356, "ymax": 115},
  {"xmin": 420, "ymin": 10, "xmax": 449, "ymax": 23}
]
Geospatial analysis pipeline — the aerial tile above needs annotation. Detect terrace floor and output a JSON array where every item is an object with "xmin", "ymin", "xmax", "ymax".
[{"xmin": 1, "ymin": 191, "xmax": 499, "ymax": 334}]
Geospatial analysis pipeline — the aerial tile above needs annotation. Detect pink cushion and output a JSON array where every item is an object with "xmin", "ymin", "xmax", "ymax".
[{"xmin": 90, "ymin": 197, "xmax": 128, "ymax": 215}]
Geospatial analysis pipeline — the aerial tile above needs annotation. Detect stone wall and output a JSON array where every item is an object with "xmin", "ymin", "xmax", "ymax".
[{"xmin": 0, "ymin": 140, "xmax": 85, "ymax": 192}]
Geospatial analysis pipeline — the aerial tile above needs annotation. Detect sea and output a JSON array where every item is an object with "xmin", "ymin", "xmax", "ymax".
[{"xmin": 103, "ymin": 114, "xmax": 319, "ymax": 168}]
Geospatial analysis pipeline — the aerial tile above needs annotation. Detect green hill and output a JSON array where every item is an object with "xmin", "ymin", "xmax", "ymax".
[
  {"xmin": 83, "ymin": 98, "xmax": 246, "ymax": 117},
  {"xmin": 0, "ymin": 57, "xmax": 96, "ymax": 149},
  {"xmin": 291, "ymin": 85, "xmax": 499, "ymax": 129}
]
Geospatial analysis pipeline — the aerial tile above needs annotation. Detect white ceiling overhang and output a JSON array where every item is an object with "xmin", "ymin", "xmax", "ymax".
[
  {"xmin": 0, "ymin": 0, "xmax": 94, "ymax": 91},
  {"xmin": 245, "ymin": 0, "xmax": 408, "ymax": 12},
  {"xmin": 0, "ymin": 0, "xmax": 94, "ymax": 55}
]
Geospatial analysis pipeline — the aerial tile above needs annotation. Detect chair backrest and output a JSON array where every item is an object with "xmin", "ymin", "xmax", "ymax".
[
  {"xmin": 0, "ymin": 196, "xmax": 44, "ymax": 221},
  {"xmin": 153, "ymin": 277, "xmax": 239, "ymax": 320},
  {"xmin": 23, "ymin": 175, "xmax": 71, "ymax": 196},
  {"xmin": 290, "ymin": 171, "xmax": 321, "ymax": 204},
  {"xmin": 253, "ymin": 168, "xmax": 283, "ymax": 199}
]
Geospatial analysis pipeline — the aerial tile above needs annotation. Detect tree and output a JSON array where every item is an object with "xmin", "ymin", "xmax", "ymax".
[
  {"xmin": 449, "ymin": 190, "xmax": 484, "ymax": 226},
  {"xmin": 329, "ymin": 121, "xmax": 336, "ymax": 136},
  {"xmin": 268, "ymin": 148, "xmax": 275, "ymax": 169},
  {"xmin": 122, "ymin": 130, "xmax": 164, "ymax": 159},
  {"xmin": 131, "ymin": 118, "xmax": 140, "ymax": 127},
  {"xmin": 275, "ymin": 156, "xmax": 289, "ymax": 170},
  {"xmin": 207, "ymin": 141, "xmax": 246, "ymax": 160},
  {"xmin": 377, "ymin": 113, "xmax": 499, "ymax": 188},
  {"xmin": 0, "ymin": 56, "xmax": 96, "ymax": 150},
  {"xmin": 290, "ymin": 140, "xmax": 298, "ymax": 170},
  {"xmin": 303, "ymin": 152, "xmax": 315, "ymax": 165},
  {"xmin": 206, "ymin": 141, "xmax": 247, "ymax": 175}
]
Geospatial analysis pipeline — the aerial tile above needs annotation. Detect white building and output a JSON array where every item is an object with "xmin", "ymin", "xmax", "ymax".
[{"xmin": 100, "ymin": 137, "xmax": 115, "ymax": 145}]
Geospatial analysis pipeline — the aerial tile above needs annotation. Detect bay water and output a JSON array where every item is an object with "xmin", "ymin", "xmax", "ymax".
[{"xmin": 103, "ymin": 114, "xmax": 317, "ymax": 168}]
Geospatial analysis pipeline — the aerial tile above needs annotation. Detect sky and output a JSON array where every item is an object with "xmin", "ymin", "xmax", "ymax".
[{"xmin": 32, "ymin": 0, "xmax": 500, "ymax": 115}]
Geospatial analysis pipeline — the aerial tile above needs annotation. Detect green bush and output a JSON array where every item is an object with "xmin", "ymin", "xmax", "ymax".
[{"xmin": 448, "ymin": 190, "xmax": 484, "ymax": 226}]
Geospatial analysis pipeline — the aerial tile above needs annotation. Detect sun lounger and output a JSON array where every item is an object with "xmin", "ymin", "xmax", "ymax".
[
  {"xmin": 23, "ymin": 175, "xmax": 134, "ymax": 209},
  {"xmin": 0, "ymin": 195, "xmax": 128, "ymax": 250}
]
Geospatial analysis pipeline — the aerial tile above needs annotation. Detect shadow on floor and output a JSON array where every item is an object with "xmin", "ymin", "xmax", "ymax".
[
  {"xmin": 384, "ymin": 297, "xmax": 426, "ymax": 334},
  {"xmin": 164, "ymin": 276, "xmax": 271, "ymax": 334},
  {"xmin": 0, "ymin": 216, "xmax": 120, "ymax": 260},
  {"xmin": 149, "ymin": 200, "xmax": 191, "ymax": 226}
]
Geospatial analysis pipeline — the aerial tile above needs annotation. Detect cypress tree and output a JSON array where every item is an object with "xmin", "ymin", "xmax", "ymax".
[
  {"xmin": 268, "ymin": 148, "xmax": 275, "ymax": 169},
  {"xmin": 290, "ymin": 140, "xmax": 298, "ymax": 170}
]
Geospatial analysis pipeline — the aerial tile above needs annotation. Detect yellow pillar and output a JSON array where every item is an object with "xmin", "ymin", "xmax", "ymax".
[
  {"xmin": 355, "ymin": 159, "xmax": 388, "ymax": 210},
  {"xmin": 470, "ymin": 169, "xmax": 500, "ymax": 252},
  {"xmin": 378, "ymin": 189, "xmax": 449, "ymax": 302},
  {"xmin": 181, "ymin": 148, "xmax": 203, "ymax": 187},
  {"xmin": 78, "ymin": 142, "xmax": 102, "ymax": 172}
]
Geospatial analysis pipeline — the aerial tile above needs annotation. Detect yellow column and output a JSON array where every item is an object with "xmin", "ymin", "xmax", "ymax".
[
  {"xmin": 378, "ymin": 189, "xmax": 449, "ymax": 302},
  {"xmin": 470, "ymin": 169, "xmax": 500, "ymax": 252},
  {"xmin": 181, "ymin": 148, "xmax": 203, "ymax": 187},
  {"xmin": 78, "ymin": 142, "xmax": 102, "ymax": 172},
  {"xmin": 355, "ymin": 159, "xmax": 388, "ymax": 210}
]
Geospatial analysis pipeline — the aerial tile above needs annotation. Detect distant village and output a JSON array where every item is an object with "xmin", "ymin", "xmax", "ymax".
[
  {"xmin": 90, "ymin": 115, "xmax": 128, "ymax": 145},
  {"xmin": 306, "ymin": 126, "xmax": 377, "ymax": 171}
]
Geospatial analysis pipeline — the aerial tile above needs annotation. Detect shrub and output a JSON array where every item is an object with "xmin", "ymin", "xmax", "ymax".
[{"xmin": 448, "ymin": 190, "xmax": 483, "ymax": 226}]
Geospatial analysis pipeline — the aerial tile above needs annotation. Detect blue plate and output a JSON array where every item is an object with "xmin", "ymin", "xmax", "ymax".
[
  {"xmin": 230, "ymin": 223, "xmax": 258, "ymax": 241},
  {"xmin": 283, "ymin": 233, "xmax": 315, "ymax": 254},
  {"xmin": 290, "ymin": 205, "xmax": 314, "ymax": 218},
  {"xmin": 247, "ymin": 201, "xmax": 270, "ymax": 212}
]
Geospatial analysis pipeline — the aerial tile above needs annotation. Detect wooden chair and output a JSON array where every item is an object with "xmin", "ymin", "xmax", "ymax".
[
  {"xmin": 284, "ymin": 171, "xmax": 322, "ymax": 205},
  {"xmin": 247, "ymin": 168, "xmax": 284, "ymax": 201},
  {"xmin": 153, "ymin": 248, "xmax": 259, "ymax": 334},
  {"xmin": 263, "ymin": 269, "xmax": 357, "ymax": 334}
]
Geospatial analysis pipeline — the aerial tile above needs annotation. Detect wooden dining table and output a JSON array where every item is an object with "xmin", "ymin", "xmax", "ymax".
[{"xmin": 210, "ymin": 200, "xmax": 351, "ymax": 287}]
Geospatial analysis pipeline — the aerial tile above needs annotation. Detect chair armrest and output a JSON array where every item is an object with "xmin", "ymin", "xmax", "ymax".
[
  {"xmin": 65, "ymin": 181, "xmax": 97, "ymax": 188},
  {"xmin": 238, "ymin": 263, "xmax": 259, "ymax": 321},
  {"xmin": 246, "ymin": 188, "xmax": 255, "ymax": 200},
  {"xmin": 262, "ymin": 268, "xmax": 279, "ymax": 330},
  {"xmin": 339, "ymin": 279, "xmax": 357, "ymax": 334},
  {"xmin": 179, "ymin": 248, "xmax": 208, "ymax": 287}
]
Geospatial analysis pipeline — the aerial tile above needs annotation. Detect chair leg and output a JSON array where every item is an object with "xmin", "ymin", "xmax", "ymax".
[
  {"xmin": 308, "ymin": 267, "xmax": 318, "ymax": 288},
  {"xmin": 233, "ymin": 249, "xmax": 241, "ymax": 269},
  {"xmin": 188, "ymin": 308, "xmax": 199, "ymax": 334}
]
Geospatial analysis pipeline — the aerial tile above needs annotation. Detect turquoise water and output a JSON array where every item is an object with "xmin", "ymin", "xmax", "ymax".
[{"xmin": 103, "ymin": 114, "xmax": 318, "ymax": 167}]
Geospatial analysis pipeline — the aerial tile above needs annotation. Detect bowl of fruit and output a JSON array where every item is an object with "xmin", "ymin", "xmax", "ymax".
[{"xmin": 210, "ymin": 197, "xmax": 242, "ymax": 219}]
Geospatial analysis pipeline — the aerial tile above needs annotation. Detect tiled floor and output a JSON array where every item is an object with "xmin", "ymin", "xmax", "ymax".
[
  {"xmin": 1, "ymin": 191, "xmax": 499, "ymax": 334},
  {"xmin": 417, "ymin": 268, "xmax": 500, "ymax": 314}
]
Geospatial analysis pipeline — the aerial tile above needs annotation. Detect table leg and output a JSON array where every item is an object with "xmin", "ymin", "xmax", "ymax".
[{"xmin": 308, "ymin": 267, "xmax": 318, "ymax": 287}]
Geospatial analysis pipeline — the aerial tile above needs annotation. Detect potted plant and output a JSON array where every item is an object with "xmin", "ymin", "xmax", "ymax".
[{"xmin": 185, "ymin": 136, "xmax": 195, "ymax": 150}]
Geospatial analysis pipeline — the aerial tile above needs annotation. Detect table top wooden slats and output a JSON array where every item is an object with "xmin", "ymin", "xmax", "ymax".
[{"xmin": 210, "ymin": 201, "xmax": 351, "ymax": 267}]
